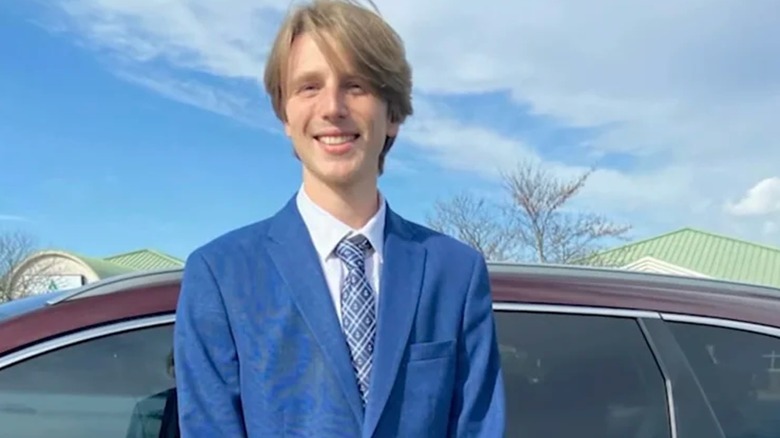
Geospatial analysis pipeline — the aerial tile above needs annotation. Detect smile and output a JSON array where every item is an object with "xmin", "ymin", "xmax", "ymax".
[{"xmin": 315, "ymin": 134, "xmax": 359, "ymax": 145}]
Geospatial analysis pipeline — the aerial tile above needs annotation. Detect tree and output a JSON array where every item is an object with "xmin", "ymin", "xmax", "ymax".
[
  {"xmin": 0, "ymin": 230, "xmax": 41, "ymax": 303},
  {"xmin": 426, "ymin": 160, "xmax": 631, "ymax": 264},
  {"xmin": 502, "ymin": 161, "xmax": 631, "ymax": 264},
  {"xmin": 426, "ymin": 193, "xmax": 515, "ymax": 262}
]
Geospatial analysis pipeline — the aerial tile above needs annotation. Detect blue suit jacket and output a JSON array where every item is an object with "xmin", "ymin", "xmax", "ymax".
[{"xmin": 174, "ymin": 196, "xmax": 505, "ymax": 437}]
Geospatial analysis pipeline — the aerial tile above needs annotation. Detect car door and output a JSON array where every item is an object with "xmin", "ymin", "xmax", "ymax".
[
  {"xmin": 663, "ymin": 314, "xmax": 780, "ymax": 438},
  {"xmin": 0, "ymin": 314, "xmax": 177, "ymax": 438},
  {"xmin": 493, "ymin": 303, "xmax": 674, "ymax": 438},
  {"xmin": 494, "ymin": 302, "xmax": 736, "ymax": 438}
]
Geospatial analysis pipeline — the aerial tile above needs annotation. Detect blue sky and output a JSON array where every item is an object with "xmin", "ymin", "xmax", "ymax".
[{"xmin": 2, "ymin": 0, "xmax": 780, "ymax": 259}]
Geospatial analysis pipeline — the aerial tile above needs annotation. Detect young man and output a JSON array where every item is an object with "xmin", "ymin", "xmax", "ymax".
[{"xmin": 173, "ymin": 1, "xmax": 505, "ymax": 436}]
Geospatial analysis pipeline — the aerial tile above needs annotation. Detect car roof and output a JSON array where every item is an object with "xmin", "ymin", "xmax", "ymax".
[
  {"xmin": 490, "ymin": 262, "xmax": 780, "ymax": 299},
  {"xmin": 0, "ymin": 270, "xmax": 181, "ymax": 354},
  {"xmin": 0, "ymin": 290, "xmax": 68, "ymax": 323},
  {"xmin": 11, "ymin": 262, "xmax": 780, "ymax": 312},
  {"xmin": 3, "ymin": 262, "xmax": 780, "ymax": 354},
  {"xmin": 489, "ymin": 262, "xmax": 780, "ymax": 327}
]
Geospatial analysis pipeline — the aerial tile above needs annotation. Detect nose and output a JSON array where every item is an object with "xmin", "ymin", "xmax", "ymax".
[{"xmin": 318, "ymin": 84, "xmax": 348, "ymax": 120}]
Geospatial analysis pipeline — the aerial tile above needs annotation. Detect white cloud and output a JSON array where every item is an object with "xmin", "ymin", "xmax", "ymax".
[
  {"xmin": 726, "ymin": 177, "xmax": 780, "ymax": 217},
  {"xmin": 57, "ymin": 0, "xmax": 278, "ymax": 80},
  {"xmin": 0, "ymin": 215, "xmax": 28, "ymax": 222},
  {"xmin": 386, "ymin": 0, "xmax": 780, "ymax": 239},
  {"xmin": 45, "ymin": 0, "xmax": 780, "ymax": 243},
  {"xmin": 401, "ymin": 99, "xmax": 540, "ymax": 178},
  {"xmin": 113, "ymin": 69, "xmax": 277, "ymax": 130}
]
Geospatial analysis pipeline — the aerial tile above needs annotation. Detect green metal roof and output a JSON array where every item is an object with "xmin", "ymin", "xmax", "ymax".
[
  {"xmin": 104, "ymin": 249, "xmax": 184, "ymax": 271},
  {"xmin": 584, "ymin": 228, "xmax": 780, "ymax": 288},
  {"xmin": 69, "ymin": 253, "xmax": 136, "ymax": 278}
]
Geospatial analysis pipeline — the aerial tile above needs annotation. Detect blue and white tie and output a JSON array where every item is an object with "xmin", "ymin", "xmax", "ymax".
[{"xmin": 336, "ymin": 234, "xmax": 376, "ymax": 406}]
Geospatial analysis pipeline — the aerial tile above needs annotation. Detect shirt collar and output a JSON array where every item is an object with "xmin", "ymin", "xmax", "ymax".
[{"xmin": 296, "ymin": 186, "xmax": 386, "ymax": 262}]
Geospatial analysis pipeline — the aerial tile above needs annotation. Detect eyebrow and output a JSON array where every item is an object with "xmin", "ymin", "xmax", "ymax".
[
  {"xmin": 289, "ymin": 71, "xmax": 321, "ymax": 89},
  {"xmin": 289, "ymin": 70, "xmax": 366, "ymax": 89}
]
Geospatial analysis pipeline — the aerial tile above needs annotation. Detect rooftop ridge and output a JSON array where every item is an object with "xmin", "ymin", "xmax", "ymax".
[
  {"xmin": 680, "ymin": 227, "xmax": 780, "ymax": 254},
  {"xmin": 593, "ymin": 227, "xmax": 780, "ymax": 257},
  {"xmin": 104, "ymin": 248, "xmax": 183, "ymax": 264}
]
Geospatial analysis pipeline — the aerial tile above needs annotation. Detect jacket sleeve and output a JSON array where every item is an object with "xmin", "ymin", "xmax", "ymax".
[
  {"xmin": 174, "ymin": 250, "xmax": 247, "ymax": 437},
  {"xmin": 448, "ymin": 255, "xmax": 506, "ymax": 437}
]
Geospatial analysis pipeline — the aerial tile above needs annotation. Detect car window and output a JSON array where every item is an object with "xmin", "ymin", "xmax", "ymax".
[
  {"xmin": 669, "ymin": 321, "xmax": 780, "ymax": 438},
  {"xmin": 495, "ymin": 310, "xmax": 671, "ymax": 438},
  {"xmin": 0, "ymin": 322, "xmax": 177, "ymax": 438}
]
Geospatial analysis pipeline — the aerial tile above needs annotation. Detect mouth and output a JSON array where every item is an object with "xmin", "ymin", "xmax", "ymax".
[
  {"xmin": 314, "ymin": 133, "xmax": 360, "ymax": 155},
  {"xmin": 314, "ymin": 134, "xmax": 360, "ymax": 146}
]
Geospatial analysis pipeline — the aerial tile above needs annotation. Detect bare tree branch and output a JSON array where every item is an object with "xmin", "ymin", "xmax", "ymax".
[
  {"xmin": 501, "ymin": 160, "xmax": 632, "ymax": 264},
  {"xmin": 424, "ymin": 160, "xmax": 632, "ymax": 265},
  {"xmin": 426, "ymin": 193, "xmax": 516, "ymax": 261},
  {"xmin": 546, "ymin": 213, "xmax": 632, "ymax": 264},
  {"xmin": 0, "ymin": 230, "xmax": 42, "ymax": 303}
]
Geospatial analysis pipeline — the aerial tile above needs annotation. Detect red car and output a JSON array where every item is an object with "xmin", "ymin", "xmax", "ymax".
[{"xmin": 2, "ymin": 263, "xmax": 780, "ymax": 438}]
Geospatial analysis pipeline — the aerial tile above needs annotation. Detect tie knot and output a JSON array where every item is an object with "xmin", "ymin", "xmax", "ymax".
[{"xmin": 335, "ymin": 234, "xmax": 372, "ymax": 265}]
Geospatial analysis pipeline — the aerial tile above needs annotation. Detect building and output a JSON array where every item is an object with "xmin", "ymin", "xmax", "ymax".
[
  {"xmin": 9, "ymin": 248, "xmax": 184, "ymax": 295},
  {"xmin": 585, "ymin": 227, "xmax": 780, "ymax": 289}
]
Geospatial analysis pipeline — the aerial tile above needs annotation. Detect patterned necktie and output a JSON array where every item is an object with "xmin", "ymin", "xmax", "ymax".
[{"xmin": 335, "ymin": 234, "xmax": 376, "ymax": 406}]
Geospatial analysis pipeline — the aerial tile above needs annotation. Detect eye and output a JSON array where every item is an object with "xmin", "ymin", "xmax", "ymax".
[
  {"xmin": 347, "ymin": 81, "xmax": 367, "ymax": 94},
  {"xmin": 296, "ymin": 82, "xmax": 319, "ymax": 95}
]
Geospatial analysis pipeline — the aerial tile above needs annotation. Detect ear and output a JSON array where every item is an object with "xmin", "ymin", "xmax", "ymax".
[
  {"xmin": 284, "ymin": 122, "xmax": 292, "ymax": 137},
  {"xmin": 386, "ymin": 120, "xmax": 400, "ymax": 138}
]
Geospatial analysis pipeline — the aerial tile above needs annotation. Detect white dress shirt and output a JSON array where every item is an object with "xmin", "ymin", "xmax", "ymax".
[{"xmin": 296, "ymin": 187, "xmax": 385, "ymax": 320}]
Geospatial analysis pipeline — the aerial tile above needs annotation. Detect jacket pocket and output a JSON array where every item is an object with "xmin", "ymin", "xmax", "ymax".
[
  {"xmin": 407, "ymin": 339, "xmax": 456, "ymax": 362},
  {"xmin": 397, "ymin": 343, "xmax": 457, "ymax": 436}
]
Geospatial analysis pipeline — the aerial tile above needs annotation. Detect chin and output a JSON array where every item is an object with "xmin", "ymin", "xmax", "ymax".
[
  {"xmin": 314, "ymin": 164, "xmax": 372, "ymax": 188},
  {"xmin": 322, "ymin": 171, "xmax": 361, "ymax": 187}
]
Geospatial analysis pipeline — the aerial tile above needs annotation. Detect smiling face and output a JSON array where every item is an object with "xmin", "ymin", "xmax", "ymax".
[{"xmin": 283, "ymin": 32, "xmax": 399, "ymax": 192}]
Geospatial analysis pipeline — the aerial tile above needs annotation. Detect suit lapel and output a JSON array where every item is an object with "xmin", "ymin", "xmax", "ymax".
[
  {"xmin": 363, "ymin": 208, "xmax": 426, "ymax": 437},
  {"xmin": 266, "ymin": 198, "xmax": 365, "ymax": 426}
]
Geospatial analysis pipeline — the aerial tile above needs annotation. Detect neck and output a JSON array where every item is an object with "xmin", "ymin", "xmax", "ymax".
[{"xmin": 302, "ymin": 176, "xmax": 379, "ymax": 229}]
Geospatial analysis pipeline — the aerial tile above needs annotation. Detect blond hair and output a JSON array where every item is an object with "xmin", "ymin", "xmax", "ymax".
[{"xmin": 263, "ymin": 0, "xmax": 413, "ymax": 173}]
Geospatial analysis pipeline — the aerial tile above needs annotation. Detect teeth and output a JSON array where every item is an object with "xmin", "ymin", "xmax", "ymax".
[{"xmin": 318, "ymin": 135, "xmax": 357, "ymax": 145}]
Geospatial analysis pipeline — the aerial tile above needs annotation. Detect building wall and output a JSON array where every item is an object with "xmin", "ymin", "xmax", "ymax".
[{"xmin": 10, "ymin": 253, "xmax": 98, "ymax": 295}]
